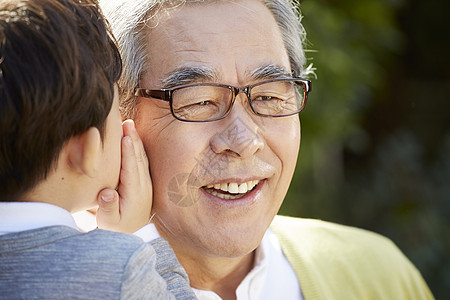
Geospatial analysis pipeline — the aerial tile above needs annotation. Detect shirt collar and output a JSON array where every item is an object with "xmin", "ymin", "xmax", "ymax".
[{"xmin": 0, "ymin": 202, "xmax": 78, "ymax": 235}]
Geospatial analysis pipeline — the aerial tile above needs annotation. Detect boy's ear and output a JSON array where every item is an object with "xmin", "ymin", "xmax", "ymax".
[{"xmin": 67, "ymin": 127, "xmax": 102, "ymax": 178}]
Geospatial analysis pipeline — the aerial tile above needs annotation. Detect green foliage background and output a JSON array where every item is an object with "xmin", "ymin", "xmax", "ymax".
[{"xmin": 279, "ymin": 0, "xmax": 450, "ymax": 297}]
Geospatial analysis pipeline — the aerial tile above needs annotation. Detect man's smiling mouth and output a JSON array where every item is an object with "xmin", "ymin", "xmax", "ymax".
[{"xmin": 202, "ymin": 180, "xmax": 260, "ymax": 200}]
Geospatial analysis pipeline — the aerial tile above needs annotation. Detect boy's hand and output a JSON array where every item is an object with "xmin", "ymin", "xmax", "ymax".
[{"xmin": 96, "ymin": 120, "xmax": 153, "ymax": 233}]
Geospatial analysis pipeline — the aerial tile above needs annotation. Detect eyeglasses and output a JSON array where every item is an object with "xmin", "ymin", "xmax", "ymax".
[{"xmin": 134, "ymin": 77, "xmax": 312, "ymax": 122}]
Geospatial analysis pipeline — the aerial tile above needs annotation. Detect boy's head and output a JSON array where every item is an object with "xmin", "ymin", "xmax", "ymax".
[{"xmin": 0, "ymin": 0, "xmax": 122, "ymax": 201}]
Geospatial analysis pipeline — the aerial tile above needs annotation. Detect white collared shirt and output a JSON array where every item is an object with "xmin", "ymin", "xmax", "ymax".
[
  {"xmin": 0, "ymin": 202, "xmax": 159, "ymax": 242},
  {"xmin": 0, "ymin": 202, "xmax": 78, "ymax": 234},
  {"xmin": 193, "ymin": 229, "xmax": 304, "ymax": 300}
]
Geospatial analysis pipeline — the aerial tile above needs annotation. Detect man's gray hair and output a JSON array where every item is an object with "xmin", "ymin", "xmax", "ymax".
[{"xmin": 99, "ymin": 0, "xmax": 311, "ymax": 118}]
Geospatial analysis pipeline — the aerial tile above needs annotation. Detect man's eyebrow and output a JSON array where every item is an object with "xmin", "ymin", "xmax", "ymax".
[
  {"xmin": 249, "ymin": 64, "xmax": 293, "ymax": 81},
  {"xmin": 161, "ymin": 66, "xmax": 217, "ymax": 89}
]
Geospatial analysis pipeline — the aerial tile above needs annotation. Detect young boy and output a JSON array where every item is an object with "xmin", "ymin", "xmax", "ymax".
[{"xmin": 0, "ymin": 0, "xmax": 195, "ymax": 298}]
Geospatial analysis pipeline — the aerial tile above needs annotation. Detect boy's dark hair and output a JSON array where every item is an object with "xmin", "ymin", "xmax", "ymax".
[{"xmin": 0, "ymin": 0, "xmax": 122, "ymax": 201}]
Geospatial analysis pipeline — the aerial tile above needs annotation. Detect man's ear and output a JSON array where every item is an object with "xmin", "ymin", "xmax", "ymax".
[{"xmin": 67, "ymin": 127, "xmax": 102, "ymax": 178}]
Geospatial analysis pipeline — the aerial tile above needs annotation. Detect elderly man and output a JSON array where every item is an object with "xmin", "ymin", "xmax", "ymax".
[{"xmin": 97, "ymin": 0, "xmax": 433, "ymax": 299}]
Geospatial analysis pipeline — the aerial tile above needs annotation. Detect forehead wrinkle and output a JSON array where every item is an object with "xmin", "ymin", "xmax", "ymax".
[
  {"xmin": 249, "ymin": 64, "xmax": 293, "ymax": 81},
  {"xmin": 161, "ymin": 65, "xmax": 219, "ymax": 88}
]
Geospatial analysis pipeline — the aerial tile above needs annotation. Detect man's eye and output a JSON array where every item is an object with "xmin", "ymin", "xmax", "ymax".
[
  {"xmin": 197, "ymin": 100, "xmax": 210, "ymax": 106},
  {"xmin": 256, "ymin": 96, "xmax": 273, "ymax": 101},
  {"xmin": 254, "ymin": 95, "xmax": 283, "ymax": 101},
  {"xmin": 175, "ymin": 99, "xmax": 214, "ymax": 110},
  {"xmin": 181, "ymin": 100, "xmax": 213, "ymax": 108},
  {"xmin": 178, "ymin": 99, "xmax": 218, "ymax": 111}
]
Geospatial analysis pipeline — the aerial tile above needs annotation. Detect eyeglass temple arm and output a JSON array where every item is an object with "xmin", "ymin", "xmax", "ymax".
[
  {"xmin": 134, "ymin": 88, "xmax": 171, "ymax": 101},
  {"xmin": 295, "ymin": 78, "xmax": 312, "ymax": 93}
]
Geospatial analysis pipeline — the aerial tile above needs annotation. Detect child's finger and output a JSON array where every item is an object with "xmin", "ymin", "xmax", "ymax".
[
  {"xmin": 116, "ymin": 132, "xmax": 151, "ymax": 232},
  {"xmin": 96, "ymin": 188, "xmax": 120, "ymax": 230},
  {"xmin": 118, "ymin": 135, "xmax": 138, "ymax": 191},
  {"xmin": 121, "ymin": 119, "xmax": 152, "ymax": 205},
  {"xmin": 122, "ymin": 119, "xmax": 149, "ymax": 173}
]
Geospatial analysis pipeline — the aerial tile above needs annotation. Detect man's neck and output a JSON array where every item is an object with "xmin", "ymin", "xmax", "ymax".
[{"xmin": 177, "ymin": 249, "xmax": 255, "ymax": 300}]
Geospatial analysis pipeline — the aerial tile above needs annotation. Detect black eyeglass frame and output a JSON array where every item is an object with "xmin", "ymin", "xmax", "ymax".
[{"xmin": 134, "ymin": 77, "xmax": 312, "ymax": 122}]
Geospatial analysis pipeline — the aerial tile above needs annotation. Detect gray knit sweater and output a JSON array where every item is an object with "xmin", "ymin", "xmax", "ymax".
[{"xmin": 0, "ymin": 226, "xmax": 196, "ymax": 299}]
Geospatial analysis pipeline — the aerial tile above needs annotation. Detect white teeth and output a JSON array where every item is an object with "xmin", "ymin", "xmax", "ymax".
[
  {"xmin": 220, "ymin": 183, "xmax": 228, "ymax": 192},
  {"xmin": 205, "ymin": 180, "xmax": 260, "ymax": 195},
  {"xmin": 228, "ymin": 183, "xmax": 239, "ymax": 194},
  {"xmin": 209, "ymin": 189, "xmax": 242, "ymax": 200},
  {"xmin": 238, "ymin": 183, "xmax": 248, "ymax": 193}
]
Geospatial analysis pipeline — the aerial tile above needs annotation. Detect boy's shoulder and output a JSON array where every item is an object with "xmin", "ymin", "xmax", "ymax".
[
  {"xmin": 0, "ymin": 226, "xmax": 148, "ymax": 261},
  {"xmin": 0, "ymin": 226, "xmax": 156, "ymax": 299}
]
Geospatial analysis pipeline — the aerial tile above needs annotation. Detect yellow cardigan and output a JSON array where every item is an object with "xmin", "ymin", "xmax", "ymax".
[{"xmin": 270, "ymin": 215, "xmax": 434, "ymax": 299}]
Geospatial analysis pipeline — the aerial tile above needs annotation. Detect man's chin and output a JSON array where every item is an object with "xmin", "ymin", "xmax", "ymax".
[
  {"xmin": 201, "ymin": 224, "xmax": 269, "ymax": 259},
  {"xmin": 207, "ymin": 238, "xmax": 262, "ymax": 259}
]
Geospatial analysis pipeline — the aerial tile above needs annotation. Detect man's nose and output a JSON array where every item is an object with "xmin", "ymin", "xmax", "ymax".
[{"xmin": 210, "ymin": 95, "xmax": 264, "ymax": 158}]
